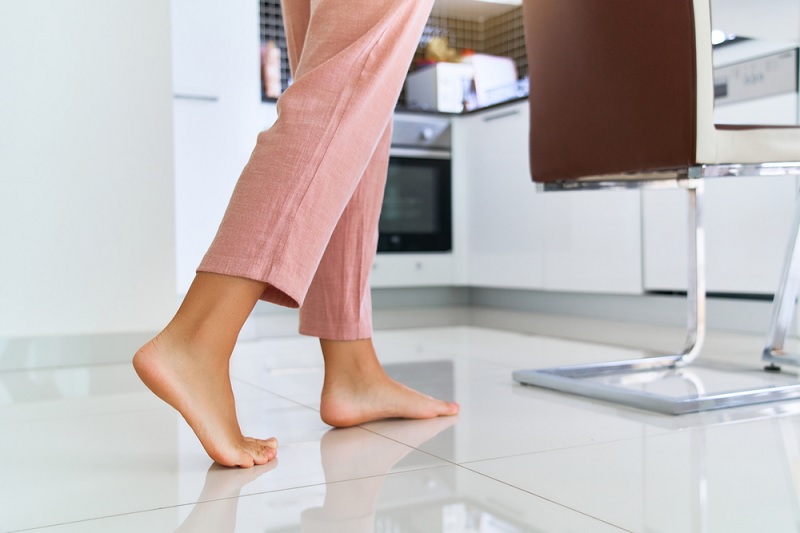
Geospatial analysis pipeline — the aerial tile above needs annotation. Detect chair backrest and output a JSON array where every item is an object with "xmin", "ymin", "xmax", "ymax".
[{"xmin": 523, "ymin": 0, "xmax": 715, "ymax": 183}]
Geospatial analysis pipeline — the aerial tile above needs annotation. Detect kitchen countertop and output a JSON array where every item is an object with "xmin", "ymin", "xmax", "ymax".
[
  {"xmin": 395, "ymin": 94, "xmax": 527, "ymax": 116},
  {"xmin": 263, "ymin": 94, "xmax": 528, "ymax": 116}
]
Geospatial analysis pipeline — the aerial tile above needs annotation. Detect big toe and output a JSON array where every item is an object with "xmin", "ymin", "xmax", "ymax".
[
  {"xmin": 220, "ymin": 450, "xmax": 255, "ymax": 468},
  {"xmin": 439, "ymin": 401, "xmax": 460, "ymax": 416},
  {"xmin": 246, "ymin": 439, "xmax": 278, "ymax": 465}
]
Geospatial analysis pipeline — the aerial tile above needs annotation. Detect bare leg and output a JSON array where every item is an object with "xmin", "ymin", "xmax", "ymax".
[
  {"xmin": 318, "ymin": 339, "xmax": 459, "ymax": 428},
  {"xmin": 133, "ymin": 272, "xmax": 278, "ymax": 467}
]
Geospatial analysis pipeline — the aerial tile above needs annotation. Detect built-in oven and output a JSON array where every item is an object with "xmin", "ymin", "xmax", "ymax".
[{"xmin": 378, "ymin": 114, "xmax": 452, "ymax": 253}]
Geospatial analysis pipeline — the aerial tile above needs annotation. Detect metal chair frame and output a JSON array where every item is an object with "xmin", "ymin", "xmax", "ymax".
[{"xmin": 513, "ymin": 162, "xmax": 800, "ymax": 414}]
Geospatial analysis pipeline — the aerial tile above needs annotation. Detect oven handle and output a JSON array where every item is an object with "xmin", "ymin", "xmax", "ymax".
[{"xmin": 389, "ymin": 147, "xmax": 451, "ymax": 159}]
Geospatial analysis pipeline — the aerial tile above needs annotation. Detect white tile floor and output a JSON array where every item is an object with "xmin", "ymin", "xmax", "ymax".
[{"xmin": 4, "ymin": 315, "xmax": 800, "ymax": 532}]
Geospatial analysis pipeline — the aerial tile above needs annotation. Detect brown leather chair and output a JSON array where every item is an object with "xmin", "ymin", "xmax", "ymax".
[{"xmin": 513, "ymin": 0, "xmax": 800, "ymax": 414}]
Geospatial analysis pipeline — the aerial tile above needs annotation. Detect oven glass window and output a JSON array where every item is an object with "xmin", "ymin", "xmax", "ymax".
[
  {"xmin": 378, "ymin": 156, "xmax": 451, "ymax": 253},
  {"xmin": 380, "ymin": 165, "xmax": 438, "ymax": 234}
]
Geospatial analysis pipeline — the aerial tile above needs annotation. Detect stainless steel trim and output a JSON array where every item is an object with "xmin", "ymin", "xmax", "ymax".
[
  {"xmin": 539, "ymin": 176, "xmax": 694, "ymax": 193},
  {"xmin": 763, "ymin": 184, "xmax": 800, "ymax": 367},
  {"xmin": 482, "ymin": 109, "xmax": 521, "ymax": 122},
  {"xmin": 174, "ymin": 94, "xmax": 219, "ymax": 102},
  {"xmin": 389, "ymin": 147, "xmax": 451, "ymax": 159},
  {"xmin": 513, "ymin": 366, "xmax": 800, "ymax": 415},
  {"xmin": 680, "ymin": 182, "xmax": 706, "ymax": 365},
  {"xmin": 691, "ymin": 162, "xmax": 800, "ymax": 179}
]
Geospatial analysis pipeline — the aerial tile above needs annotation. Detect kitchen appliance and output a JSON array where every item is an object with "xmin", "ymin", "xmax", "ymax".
[
  {"xmin": 471, "ymin": 53, "xmax": 519, "ymax": 107},
  {"xmin": 404, "ymin": 62, "xmax": 474, "ymax": 112},
  {"xmin": 378, "ymin": 114, "xmax": 452, "ymax": 253},
  {"xmin": 713, "ymin": 44, "xmax": 799, "ymax": 125}
]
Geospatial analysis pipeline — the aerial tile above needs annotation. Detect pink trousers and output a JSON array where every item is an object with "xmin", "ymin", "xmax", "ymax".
[{"xmin": 198, "ymin": 0, "xmax": 435, "ymax": 340}]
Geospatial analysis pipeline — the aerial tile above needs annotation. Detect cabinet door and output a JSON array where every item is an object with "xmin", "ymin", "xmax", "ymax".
[
  {"xmin": 171, "ymin": 0, "xmax": 223, "ymax": 97},
  {"xmin": 173, "ymin": 99, "xmax": 230, "ymax": 293},
  {"xmin": 458, "ymin": 100, "xmax": 642, "ymax": 294},
  {"xmin": 172, "ymin": 0, "xmax": 270, "ymax": 294},
  {"xmin": 457, "ymin": 103, "xmax": 544, "ymax": 289},
  {"xmin": 642, "ymin": 177, "xmax": 798, "ymax": 295},
  {"xmin": 539, "ymin": 188, "xmax": 643, "ymax": 294},
  {"xmin": 370, "ymin": 254, "xmax": 456, "ymax": 288}
]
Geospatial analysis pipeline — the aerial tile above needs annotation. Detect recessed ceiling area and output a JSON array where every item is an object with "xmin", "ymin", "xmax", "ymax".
[
  {"xmin": 711, "ymin": 0, "xmax": 800, "ymax": 42},
  {"xmin": 431, "ymin": 0, "xmax": 521, "ymax": 21}
]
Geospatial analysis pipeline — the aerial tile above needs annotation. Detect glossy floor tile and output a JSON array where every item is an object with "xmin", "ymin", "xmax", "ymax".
[
  {"xmin": 6, "ymin": 317, "xmax": 800, "ymax": 532},
  {"xmin": 466, "ymin": 416, "xmax": 800, "ymax": 532},
  {"xmin": 0, "ymin": 385, "xmax": 448, "ymax": 531},
  {"xmin": 31, "ymin": 466, "xmax": 623, "ymax": 533}
]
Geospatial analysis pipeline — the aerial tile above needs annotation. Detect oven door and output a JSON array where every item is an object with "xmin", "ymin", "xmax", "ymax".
[{"xmin": 378, "ymin": 149, "xmax": 452, "ymax": 253}]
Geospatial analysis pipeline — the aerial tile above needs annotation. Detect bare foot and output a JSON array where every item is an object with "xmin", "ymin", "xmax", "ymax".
[
  {"xmin": 133, "ymin": 333, "xmax": 278, "ymax": 467},
  {"xmin": 318, "ymin": 339, "xmax": 459, "ymax": 428},
  {"xmin": 320, "ymin": 374, "xmax": 459, "ymax": 427}
]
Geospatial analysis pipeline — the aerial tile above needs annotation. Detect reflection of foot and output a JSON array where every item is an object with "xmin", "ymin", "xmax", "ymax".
[
  {"xmin": 319, "ymin": 340, "xmax": 459, "ymax": 428},
  {"xmin": 174, "ymin": 461, "xmax": 278, "ymax": 533},
  {"xmin": 321, "ymin": 416, "xmax": 457, "ymax": 480},
  {"xmin": 133, "ymin": 334, "xmax": 278, "ymax": 467},
  {"xmin": 198, "ymin": 461, "xmax": 278, "ymax": 502},
  {"xmin": 302, "ymin": 418, "xmax": 457, "ymax": 532},
  {"xmin": 300, "ymin": 507, "xmax": 375, "ymax": 533}
]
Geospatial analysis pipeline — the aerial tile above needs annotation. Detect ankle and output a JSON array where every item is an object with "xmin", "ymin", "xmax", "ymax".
[
  {"xmin": 159, "ymin": 317, "xmax": 238, "ymax": 362},
  {"xmin": 320, "ymin": 339, "xmax": 386, "ymax": 385}
]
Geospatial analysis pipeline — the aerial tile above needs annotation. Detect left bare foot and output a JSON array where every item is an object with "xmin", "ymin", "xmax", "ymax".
[{"xmin": 318, "ymin": 339, "xmax": 459, "ymax": 427}]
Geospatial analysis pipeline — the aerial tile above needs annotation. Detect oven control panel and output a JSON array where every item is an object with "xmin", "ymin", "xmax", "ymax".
[
  {"xmin": 714, "ymin": 48, "xmax": 798, "ymax": 105},
  {"xmin": 392, "ymin": 114, "xmax": 452, "ymax": 150}
]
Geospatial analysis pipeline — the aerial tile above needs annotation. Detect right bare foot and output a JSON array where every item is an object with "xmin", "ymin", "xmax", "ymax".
[
  {"xmin": 318, "ymin": 339, "xmax": 459, "ymax": 428},
  {"xmin": 133, "ymin": 333, "xmax": 277, "ymax": 467}
]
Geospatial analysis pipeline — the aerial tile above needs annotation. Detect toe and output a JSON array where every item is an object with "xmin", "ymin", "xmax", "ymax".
[
  {"xmin": 260, "ymin": 437, "xmax": 278, "ymax": 449},
  {"xmin": 229, "ymin": 451, "xmax": 255, "ymax": 468},
  {"xmin": 243, "ymin": 438, "xmax": 278, "ymax": 465},
  {"xmin": 440, "ymin": 401, "xmax": 460, "ymax": 416}
]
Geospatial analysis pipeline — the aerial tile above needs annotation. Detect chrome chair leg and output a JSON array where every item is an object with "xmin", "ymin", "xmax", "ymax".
[
  {"xmin": 514, "ymin": 176, "xmax": 800, "ymax": 415},
  {"xmin": 679, "ymin": 179, "xmax": 706, "ymax": 366},
  {"xmin": 763, "ymin": 187, "xmax": 800, "ymax": 369}
]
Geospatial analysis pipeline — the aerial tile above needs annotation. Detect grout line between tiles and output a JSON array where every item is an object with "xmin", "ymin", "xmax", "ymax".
[
  {"xmin": 6, "ymin": 464, "xmax": 459, "ymax": 533},
  {"xmin": 456, "ymin": 463, "xmax": 635, "ymax": 533},
  {"xmin": 230, "ymin": 376, "xmax": 323, "ymax": 413},
  {"xmin": 0, "ymin": 359, "xmax": 136, "ymax": 375},
  {"xmin": 454, "ymin": 432, "xmax": 673, "ymax": 468}
]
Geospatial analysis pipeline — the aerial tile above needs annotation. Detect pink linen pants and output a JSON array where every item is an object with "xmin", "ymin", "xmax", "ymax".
[{"xmin": 198, "ymin": 0, "xmax": 435, "ymax": 340}]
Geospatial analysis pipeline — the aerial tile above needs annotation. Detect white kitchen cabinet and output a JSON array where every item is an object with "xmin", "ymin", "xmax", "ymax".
[
  {"xmin": 539, "ymin": 188, "xmax": 642, "ymax": 294},
  {"xmin": 172, "ymin": 0, "xmax": 272, "ymax": 293},
  {"xmin": 642, "ymin": 177, "xmax": 798, "ymax": 295},
  {"xmin": 370, "ymin": 254, "xmax": 459, "ymax": 288},
  {"xmin": 174, "ymin": 99, "xmax": 234, "ymax": 293},
  {"xmin": 455, "ymin": 102, "xmax": 545, "ymax": 289},
  {"xmin": 171, "ymin": 0, "xmax": 223, "ymax": 98},
  {"xmin": 454, "ymin": 100, "xmax": 643, "ymax": 294}
]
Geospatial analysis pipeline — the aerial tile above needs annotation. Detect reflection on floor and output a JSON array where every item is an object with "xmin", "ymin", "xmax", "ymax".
[{"xmin": 3, "ymin": 310, "xmax": 800, "ymax": 532}]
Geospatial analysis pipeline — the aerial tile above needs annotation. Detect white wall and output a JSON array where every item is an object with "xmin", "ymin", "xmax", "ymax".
[{"xmin": 0, "ymin": 0, "xmax": 177, "ymax": 336}]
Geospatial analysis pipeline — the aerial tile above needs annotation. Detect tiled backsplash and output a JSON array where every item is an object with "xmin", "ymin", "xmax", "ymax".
[
  {"xmin": 420, "ymin": 15, "xmax": 484, "ymax": 57},
  {"xmin": 484, "ymin": 7, "xmax": 527, "ymax": 82},
  {"xmin": 259, "ymin": 2, "xmax": 526, "ymax": 102}
]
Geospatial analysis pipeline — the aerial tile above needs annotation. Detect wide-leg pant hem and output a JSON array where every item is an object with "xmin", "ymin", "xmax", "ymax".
[
  {"xmin": 297, "ymin": 319, "xmax": 372, "ymax": 341},
  {"xmin": 196, "ymin": 264, "xmax": 301, "ymax": 310}
]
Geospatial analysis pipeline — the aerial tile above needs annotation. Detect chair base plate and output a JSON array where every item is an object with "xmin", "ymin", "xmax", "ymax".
[{"xmin": 514, "ymin": 360, "xmax": 800, "ymax": 415}]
